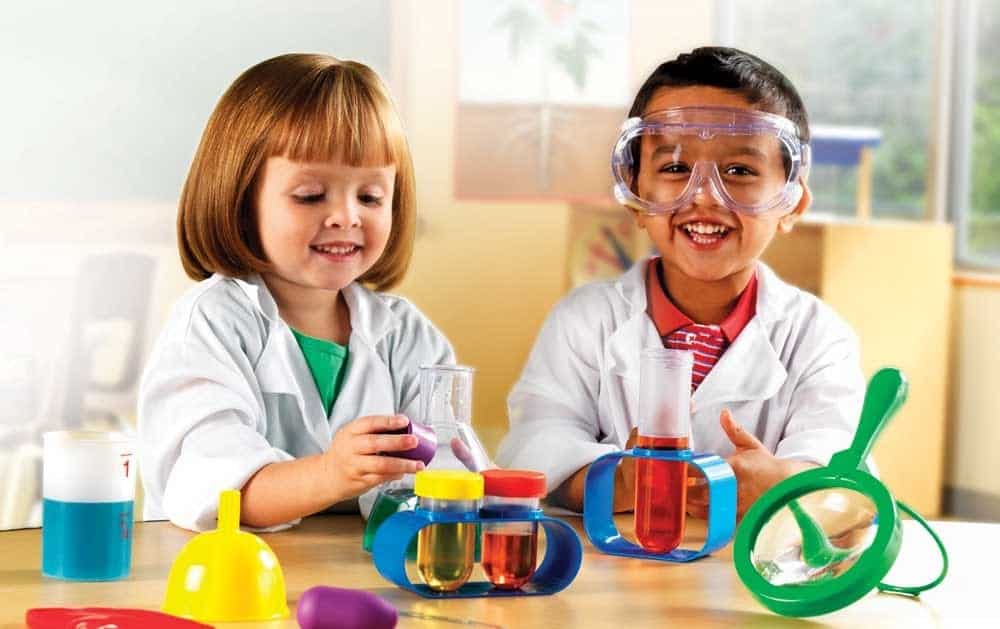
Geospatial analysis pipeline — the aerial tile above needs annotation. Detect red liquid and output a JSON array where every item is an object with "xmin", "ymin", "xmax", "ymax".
[
  {"xmin": 634, "ymin": 435, "xmax": 689, "ymax": 553},
  {"xmin": 481, "ymin": 530, "xmax": 538, "ymax": 589}
]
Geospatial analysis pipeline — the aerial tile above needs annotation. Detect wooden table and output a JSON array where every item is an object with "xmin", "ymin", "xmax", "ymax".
[{"xmin": 1, "ymin": 515, "xmax": 993, "ymax": 628}]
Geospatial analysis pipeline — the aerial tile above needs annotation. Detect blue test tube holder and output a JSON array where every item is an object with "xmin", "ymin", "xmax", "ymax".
[
  {"xmin": 372, "ymin": 507, "xmax": 582, "ymax": 598},
  {"xmin": 583, "ymin": 448, "xmax": 736, "ymax": 562}
]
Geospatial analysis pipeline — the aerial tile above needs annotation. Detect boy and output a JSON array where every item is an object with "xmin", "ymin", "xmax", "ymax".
[{"xmin": 496, "ymin": 47, "xmax": 865, "ymax": 517}]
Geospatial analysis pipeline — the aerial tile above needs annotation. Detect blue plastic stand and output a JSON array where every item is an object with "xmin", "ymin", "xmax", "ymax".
[
  {"xmin": 583, "ymin": 448, "xmax": 736, "ymax": 562},
  {"xmin": 372, "ymin": 507, "xmax": 582, "ymax": 598}
]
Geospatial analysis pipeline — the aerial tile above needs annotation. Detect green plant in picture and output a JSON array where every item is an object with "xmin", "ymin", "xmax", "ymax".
[{"xmin": 491, "ymin": 0, "xmax": 605, "ymax": 192}]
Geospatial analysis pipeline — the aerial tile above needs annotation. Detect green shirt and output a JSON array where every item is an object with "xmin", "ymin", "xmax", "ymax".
[{"xmin": 290, "ymin": 328, "xmax": 349, "ymax": 417}]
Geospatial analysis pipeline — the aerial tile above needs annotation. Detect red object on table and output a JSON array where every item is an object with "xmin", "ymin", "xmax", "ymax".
[{"xmin": 26, "ymin": 607, "xmax": 213, "ymax": 629}]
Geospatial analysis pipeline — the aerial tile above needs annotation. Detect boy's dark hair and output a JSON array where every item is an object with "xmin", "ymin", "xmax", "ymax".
[{"xmin": 629, "ymin": 46, "xmax": 810, "ymax": 142}]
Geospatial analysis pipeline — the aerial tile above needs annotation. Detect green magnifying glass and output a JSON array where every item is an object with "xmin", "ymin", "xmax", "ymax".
[{"xmin": 734, "ymin": 367, "xmax": 949, "ymax": 617}]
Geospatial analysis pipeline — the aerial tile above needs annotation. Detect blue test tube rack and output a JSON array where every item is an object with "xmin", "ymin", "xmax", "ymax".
[
  {"xmin": 583, "ymin": 448, "xmax": 736, "ymax": 562},
  {"xmin": 372, "ymin": 507, "xmax": 582, "ymax": 598}
]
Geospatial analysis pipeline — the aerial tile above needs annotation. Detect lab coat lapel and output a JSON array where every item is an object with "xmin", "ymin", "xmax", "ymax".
[
  {"xmin": 238, "ymin": 275, "xmax": 330, "ymax": 450},
  {"xmin": 605, "ymin": 261, "xmax": 660, "ymax": 444},
  {"xmin": 691, "ymin": 316, "xmax": 786, "ymax": 409},
  {"xmin": 692, "ymin": 262, "xmax": 790, "ymax": 409},
  {"xmin": 327, "ymin": 284, "xmax": 399, "ymax": 426}
]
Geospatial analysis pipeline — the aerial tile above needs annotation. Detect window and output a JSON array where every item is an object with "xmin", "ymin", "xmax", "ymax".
[
  {"xmin": 723, "ymin": 0, "xmax": 936, "ymax": 220},
  {"xmin": 961, "ymin": 0, "xmax": 1000, "ymax": 265}
]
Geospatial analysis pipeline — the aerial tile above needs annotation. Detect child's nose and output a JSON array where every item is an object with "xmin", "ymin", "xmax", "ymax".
[
  {"xmin": 323, "ymin": 201, "xmax": 361, "ymax": 229},
  {"xmin": 691, "ymin": 180, "xmax": 725, "ymax": 209}
]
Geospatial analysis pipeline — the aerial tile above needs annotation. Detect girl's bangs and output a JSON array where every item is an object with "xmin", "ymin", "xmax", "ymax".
[{"xmin": 264, "ymin": 70, "xmax": 403, "ymax": 168}]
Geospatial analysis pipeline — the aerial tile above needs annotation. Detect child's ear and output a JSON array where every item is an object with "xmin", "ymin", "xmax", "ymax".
[{"xmin": 778, "ymin": 180, "xmax": 812, "ymax": 234}]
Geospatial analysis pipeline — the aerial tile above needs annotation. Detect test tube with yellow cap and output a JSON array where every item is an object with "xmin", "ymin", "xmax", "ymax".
[{"xmin": 414, "ymin": 470, "xmax": 483, "ymax": 591}]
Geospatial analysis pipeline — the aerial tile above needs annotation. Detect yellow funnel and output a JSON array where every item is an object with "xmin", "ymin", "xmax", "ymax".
[{"xmin": 163, "ymin": 490, "xmax": 289, "ymax": 622}]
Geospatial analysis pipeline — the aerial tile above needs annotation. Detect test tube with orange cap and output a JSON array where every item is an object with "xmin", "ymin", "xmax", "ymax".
[{"xmin": 479, "ymin": 469, "xmax": 547, "ymax": 589}]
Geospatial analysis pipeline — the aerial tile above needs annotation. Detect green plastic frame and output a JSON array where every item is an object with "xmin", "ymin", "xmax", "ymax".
[
  {"xmin": 733, "ymin": 468, "xmax": 900, "ymax": 617},
  {"xmin": 733, "ymin": 368, "xmax": 948, "ymax": 617}
]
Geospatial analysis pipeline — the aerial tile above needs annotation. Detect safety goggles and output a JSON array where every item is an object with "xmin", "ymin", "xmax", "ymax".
[{"xmin": 611, "ymin": 106, "xmax": 810, "ymax": 215}]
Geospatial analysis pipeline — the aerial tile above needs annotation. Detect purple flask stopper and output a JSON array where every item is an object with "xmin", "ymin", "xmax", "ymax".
[
  {"xmin": 383, "ymin": 418, "xmax": 436, "ymax": 466},
  {"xmin": 296, "ymin": 586, "xmax": 500, "ymax": 629}
]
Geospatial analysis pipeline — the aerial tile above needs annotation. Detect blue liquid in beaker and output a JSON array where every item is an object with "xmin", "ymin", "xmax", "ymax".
[{"xmin": 42, "ymin": 498, "xmax": 133, "ymax": 581}]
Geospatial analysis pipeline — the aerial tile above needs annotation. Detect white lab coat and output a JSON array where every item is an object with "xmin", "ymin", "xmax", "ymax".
[
  {"xmin": 496, "ymin": 259, "xmax": 866, "ymax": 494},
  {"xmin": 138, "ymin": 274, "xmax": 454, "ymax": 531}
]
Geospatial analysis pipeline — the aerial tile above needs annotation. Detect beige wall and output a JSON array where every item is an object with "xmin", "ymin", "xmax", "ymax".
[{"xmin": 947, "ymin": 282, "xmax": 1000, "ymax": 517}]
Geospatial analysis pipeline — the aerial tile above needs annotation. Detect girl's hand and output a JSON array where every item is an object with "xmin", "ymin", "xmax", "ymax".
[{"xmin": 323, "ymin": 414, "xmax": 426, "ymax": 498}]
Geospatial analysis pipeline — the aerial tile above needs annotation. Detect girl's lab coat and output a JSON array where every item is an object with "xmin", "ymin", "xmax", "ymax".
[
  {"xmin": 496, "ymin": 259, "xmax": 866, "ymax": 493},
  {"xmin": 138, "ymin": 274, "xmax": 454, "ymax": 531}
]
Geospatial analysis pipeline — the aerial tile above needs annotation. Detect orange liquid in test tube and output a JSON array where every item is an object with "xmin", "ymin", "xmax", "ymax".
[
  {"xmin": 634, "ymin": 434, "xmax": 689, "ymax": 553},
  {"xmin": 481, "ymin": 528, "xmax": 538, "ymax": 589}
]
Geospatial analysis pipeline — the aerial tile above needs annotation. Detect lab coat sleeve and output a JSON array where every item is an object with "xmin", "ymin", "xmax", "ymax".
[
  {"xmin": 497, "ymin": 294, "xmax": 618, "ymax": 495},
  {"xmin": 775, "ymin": 316, "xmax": 867, "ymax": 468},
  {"xmin": 138, "ymin": 305, "xmax": 296, "ymax": 532}
]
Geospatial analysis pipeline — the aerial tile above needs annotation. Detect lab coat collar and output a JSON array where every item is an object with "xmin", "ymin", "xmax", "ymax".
[
  {"xmin": 232, "ymin": 275, "xmax": 398, "ymax": 348},
  {"xmin": 232, "ymin": 274, "xmax": 400, "ymax": 453},
  {"xmin": 606, "ymin": 258, "xmax": 788, "ymax": 406}
]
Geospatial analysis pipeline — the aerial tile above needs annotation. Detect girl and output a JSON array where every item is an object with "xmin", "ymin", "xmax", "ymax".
[{"xmin": 138, "ymin": 53, "xmax": 454, "ymax": 532}]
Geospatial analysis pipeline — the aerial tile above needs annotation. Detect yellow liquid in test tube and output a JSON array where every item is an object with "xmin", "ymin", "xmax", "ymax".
[{"xmin": 417, "ymin": 522, "xmax": 476, "ymax": 591}]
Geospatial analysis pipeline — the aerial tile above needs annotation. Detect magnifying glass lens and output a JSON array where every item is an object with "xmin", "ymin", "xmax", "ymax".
[{"xmin": 751, "ymin": 488, "xmax": 879, "ymax": 586}]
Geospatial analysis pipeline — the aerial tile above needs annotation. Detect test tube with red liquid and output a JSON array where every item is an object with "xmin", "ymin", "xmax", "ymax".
[
  {"xmin": 480, "ymin": 470, "xmax": 546, "ymax": 590},
  {"xmin": 634, "ymin": 348, "xmax": 693, "ymax": 553}
]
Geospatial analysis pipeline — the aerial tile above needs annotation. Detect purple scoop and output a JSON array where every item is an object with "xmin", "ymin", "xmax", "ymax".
[
  {"xmin": 384, "ymin": 419, "xmax": 436, "ymax": 466},
  {"xmin": 296, "ymin": 586, "xmax": 397, "ymax": 629}
]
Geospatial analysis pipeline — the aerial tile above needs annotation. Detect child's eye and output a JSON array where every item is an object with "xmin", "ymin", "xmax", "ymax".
[
  {"xmin": 723, "ymin": 165, "xmax": 758, "ymax": 178},
  {"xmin": 658, "ymin": 162, "xmax": 690, "ymax": 175},
  {"xmin": 293, "ymin": 193, "xmax": 325, "ymax": 204},
  {"xmin": 359, "ymin": 193, "xmax": 384, "ymax": 207}
]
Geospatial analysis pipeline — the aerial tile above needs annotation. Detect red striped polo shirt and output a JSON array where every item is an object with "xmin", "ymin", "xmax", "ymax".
[{"xmin": 646, "ymin": 258, "xmax": 758, "ymax": 391}]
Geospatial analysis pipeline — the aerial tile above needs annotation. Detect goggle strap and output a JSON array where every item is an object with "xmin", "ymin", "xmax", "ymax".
[{"xmin": 876, "ymin": 499, "xmax": 949, "ymax": 596}]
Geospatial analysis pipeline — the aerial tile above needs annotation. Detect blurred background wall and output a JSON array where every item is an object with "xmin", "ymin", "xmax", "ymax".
[{"xmin": 1, "ymin": 0, "xmax": 997, "ymax": 529}]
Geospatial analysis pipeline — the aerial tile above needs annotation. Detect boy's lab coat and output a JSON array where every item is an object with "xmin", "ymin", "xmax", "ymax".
[
  {"xmin": 138, "ymin": 274, "xmax": 454, "ymax": 531},
  {"xmin": 496, "ymin": 259, "xmax": 866, "ymax": 493}
]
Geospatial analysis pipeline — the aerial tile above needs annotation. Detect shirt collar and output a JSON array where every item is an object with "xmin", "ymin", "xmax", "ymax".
[
  {"xmin": 645, "ymin": 258, "xmax": 758, "ymax": 343},
  {"xmin": 230, "ymin": 274, "xmax": 398, "ymax": 347}
]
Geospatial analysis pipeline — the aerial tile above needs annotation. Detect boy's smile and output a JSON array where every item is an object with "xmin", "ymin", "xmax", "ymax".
[{"xmin": 675, "ymin": 213, "xmax": 737, "ymax": 250}]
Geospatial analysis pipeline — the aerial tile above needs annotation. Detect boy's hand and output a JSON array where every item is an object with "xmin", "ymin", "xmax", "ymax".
[
  {"xmin": 715, "ymin": 408, "xmax": 815, "ymax": 519},
  {"xmin": 324, "ymin": 415, "xmax": 426, "ymax": 497}
]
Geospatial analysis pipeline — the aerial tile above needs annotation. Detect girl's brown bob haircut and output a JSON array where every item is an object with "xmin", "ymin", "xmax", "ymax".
[{"xmin": 178, "ymin": 53, "xmax": 415, "ymax": 290}]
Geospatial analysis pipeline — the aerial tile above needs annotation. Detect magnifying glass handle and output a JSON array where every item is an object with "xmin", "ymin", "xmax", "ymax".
[{"xmin": 829, "ymin": 368, "xmax": 907, "ymax": 473}]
